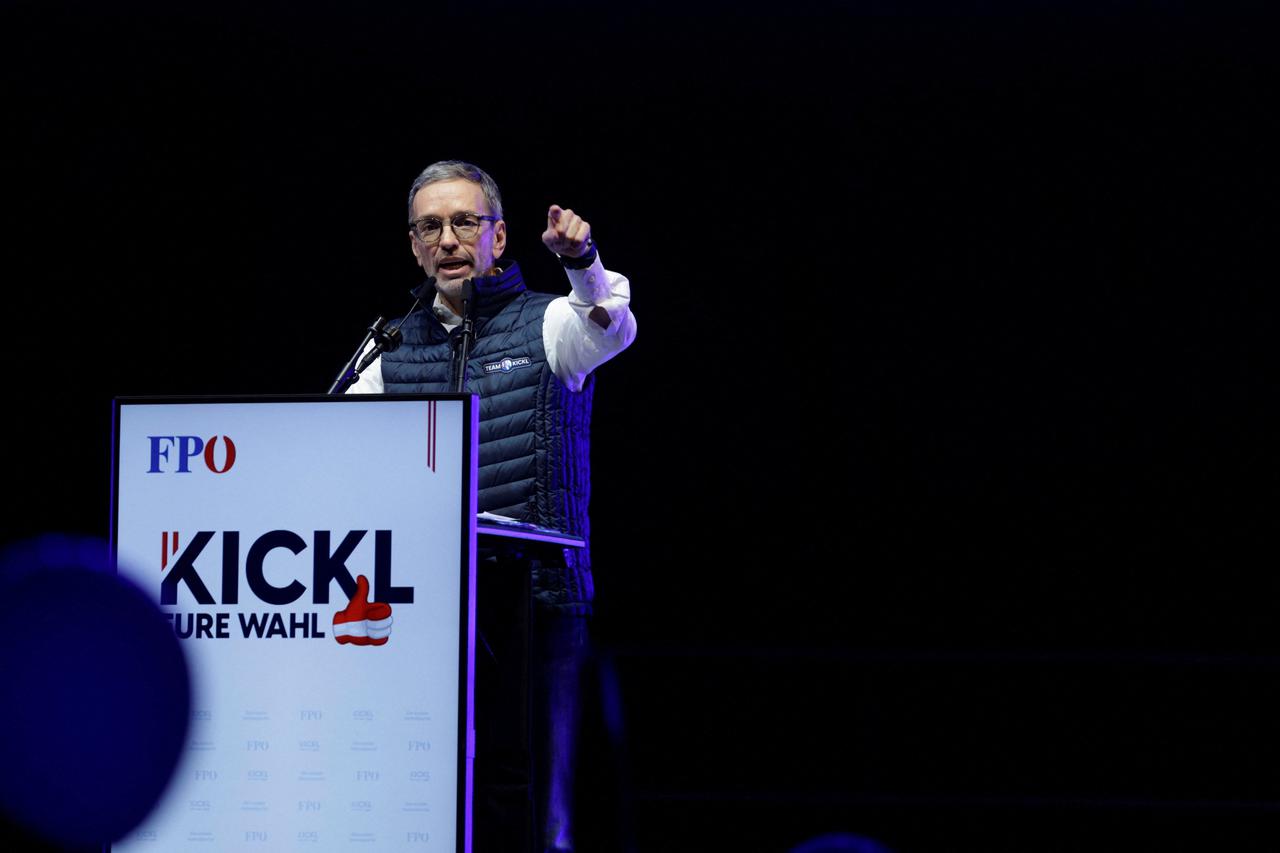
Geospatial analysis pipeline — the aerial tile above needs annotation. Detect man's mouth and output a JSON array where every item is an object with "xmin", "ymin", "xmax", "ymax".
[{"xmin": 437, "ymin": 258, "xmax": 471, "ymax": 274}]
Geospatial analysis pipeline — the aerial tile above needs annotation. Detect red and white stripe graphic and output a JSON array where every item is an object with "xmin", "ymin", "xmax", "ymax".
[
  {"xmin": 333, "ymin": 574, "xmax": 393, "ymax": 646},
  {"xmin": 426, "ymin": 400, "xmax": 436, "ymax": 472},
  {"xmin": 161, "ymin": 531, "xmax": 179, "ymax": 570}
]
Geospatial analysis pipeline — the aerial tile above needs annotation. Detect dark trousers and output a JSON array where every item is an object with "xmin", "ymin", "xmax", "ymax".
[{"xmin": 474, "ymin": 549, "xmax": 589, "ymax": 853}]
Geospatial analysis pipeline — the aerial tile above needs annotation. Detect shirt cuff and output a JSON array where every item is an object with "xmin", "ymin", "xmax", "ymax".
[
  {"xmin": 564, "ymin": 252, "xmax": 612, "ymax": 306},
  {"xmin": 558, "ymin": 239, "xmax": 598, "ymax": 270}
]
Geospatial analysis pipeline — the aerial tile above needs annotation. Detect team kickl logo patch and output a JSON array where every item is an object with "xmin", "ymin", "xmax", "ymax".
[
  {"xmin": 333, "ymin": 574, "xmax": 393, "ymax": 646},
  {"xmin": 482, "ymin": 356, "xmax": 532, "ymax": 374}
]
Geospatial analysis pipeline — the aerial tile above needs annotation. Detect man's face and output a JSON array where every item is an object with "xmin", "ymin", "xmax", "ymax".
[{"xmin": 408, "ymin": 179, "xmax": 506, "ymax": 309}]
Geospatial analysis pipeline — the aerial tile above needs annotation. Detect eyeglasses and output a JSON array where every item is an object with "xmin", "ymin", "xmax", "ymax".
[{"xmin": 408, "ymin": 212, "xmax": 499, "ymax": 244}]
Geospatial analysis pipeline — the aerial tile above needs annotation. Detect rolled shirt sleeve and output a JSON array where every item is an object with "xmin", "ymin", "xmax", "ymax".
[{"xmin": 544, "ymin": 254, "xmax": 637, "ymax": 392}]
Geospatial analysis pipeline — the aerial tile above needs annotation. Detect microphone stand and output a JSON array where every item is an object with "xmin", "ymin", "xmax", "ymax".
[
  {"xmin": 328, "ymin": 317, "xmax": 388, "ymax": 395},
  {"xmin": 327, "ymin": 277, "xmax": 433, "ymax": 394},
  {"xmin": 451, "ymin": 279, "xmax": 476, "ymax": 393},
  {"xmin": 327, "ymin": 297, "xmax": 420, "ymax": 395}
]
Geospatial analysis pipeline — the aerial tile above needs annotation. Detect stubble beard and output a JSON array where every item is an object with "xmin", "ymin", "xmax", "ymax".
[
  {"xmin": 433, "ymin": 247, "xmax": 494, "ymax": 314},
  {"xmin": 434, "ymin": 273, "xmax": 464, "ymax": 304}
]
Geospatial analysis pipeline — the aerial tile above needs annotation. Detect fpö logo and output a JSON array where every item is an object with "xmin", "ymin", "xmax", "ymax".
[{"xmin": 147, "ymin": 435, "xmax": 237, "ymax": 474}]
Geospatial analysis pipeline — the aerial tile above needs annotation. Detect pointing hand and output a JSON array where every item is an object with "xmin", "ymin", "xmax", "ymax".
[{"xmin": 542, "ymin": 205, "xmax": 593, "ymax": 258}]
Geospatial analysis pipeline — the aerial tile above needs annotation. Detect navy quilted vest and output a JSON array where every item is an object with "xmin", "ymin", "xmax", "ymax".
[{"xmin": 380, "ymin": 263, "xmax": 594, "ymax": 608}]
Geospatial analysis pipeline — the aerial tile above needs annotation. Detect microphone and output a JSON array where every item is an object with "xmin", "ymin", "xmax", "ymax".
[
  {"xmin": 327, "ymin": 277, "xmax": 432, "ymax": 394},
  {"xmin": 459, "ymin": 279, "xmax": 475, "ymax": 322},
  {"xmin": 356, "ymin": 324, "xmax": 402, "ymax": 373}
]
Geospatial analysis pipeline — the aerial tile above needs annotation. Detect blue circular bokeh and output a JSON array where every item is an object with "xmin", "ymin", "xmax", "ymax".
[{"xmin": 0, "ymin": 535, "xmax": 190, "ymax": 848}]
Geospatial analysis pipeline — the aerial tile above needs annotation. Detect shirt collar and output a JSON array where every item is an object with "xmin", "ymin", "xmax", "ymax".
[{"xmin": 431, "ymin": 293, "xmax": 462, "ymax": 329}]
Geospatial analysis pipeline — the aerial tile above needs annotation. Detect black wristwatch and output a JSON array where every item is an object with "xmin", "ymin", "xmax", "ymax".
[{"xmin": 558, "ymin": 238, "xmax": 598, "ymax": 270}]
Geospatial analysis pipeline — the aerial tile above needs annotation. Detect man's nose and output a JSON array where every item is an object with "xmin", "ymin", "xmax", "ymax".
[{"xmin": 437, "ymin": 225, "xmax": 460, "ymax": 251}]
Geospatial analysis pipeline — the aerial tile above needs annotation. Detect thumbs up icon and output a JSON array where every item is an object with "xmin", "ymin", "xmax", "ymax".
[{"xmin": 333, "ymin": 574, "xmax": 393, "ymax": 646}]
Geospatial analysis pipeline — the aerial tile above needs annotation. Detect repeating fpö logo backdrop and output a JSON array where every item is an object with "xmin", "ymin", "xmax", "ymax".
[{"xmin": 150, "ymin": 704, "xmax": 439, "ymax": 849}]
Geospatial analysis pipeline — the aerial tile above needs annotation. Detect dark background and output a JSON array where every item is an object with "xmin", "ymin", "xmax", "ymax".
[{"xmin": 2, "ymin": 1, "xmax": 1274, "ymax": 850}]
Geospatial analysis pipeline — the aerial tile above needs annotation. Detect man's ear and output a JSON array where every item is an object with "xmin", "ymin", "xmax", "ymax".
[
  {"xmin": 409, "ymin": 231, "xmax": 425, "ymax": 266},
  {"xmin": 492, "ymin": 219, "xmax": 507, "ymax": 259}
]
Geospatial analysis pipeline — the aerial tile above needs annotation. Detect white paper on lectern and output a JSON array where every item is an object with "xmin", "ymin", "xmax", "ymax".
[{"xmin": 113, "ymin": 398, "xmax": 470, "ymax": 852}]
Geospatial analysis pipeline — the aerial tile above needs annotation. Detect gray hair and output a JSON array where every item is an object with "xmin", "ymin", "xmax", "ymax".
[{"xmin": 406, "ymin": 160, "xmax": 504, "ymax": 223}]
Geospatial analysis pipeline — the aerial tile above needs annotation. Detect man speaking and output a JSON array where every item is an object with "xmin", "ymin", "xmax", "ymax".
[{"xmin": 347, "ymin": 159, "xmax": 636, "ymax": 852}]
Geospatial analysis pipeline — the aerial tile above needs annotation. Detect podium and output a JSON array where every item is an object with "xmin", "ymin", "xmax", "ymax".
[{"xmin": 110, "ymin": 393, "xmax": 525, "ymax": 853}]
